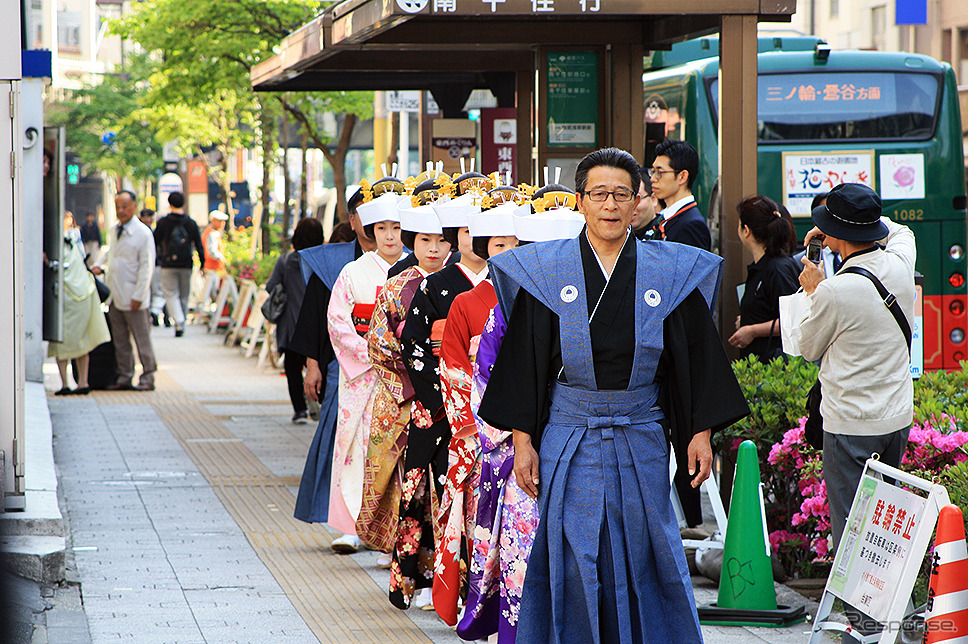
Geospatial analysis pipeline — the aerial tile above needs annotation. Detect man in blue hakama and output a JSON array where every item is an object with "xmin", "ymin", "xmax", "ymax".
[
  {"xmin": 291, "ymin": 238, "xmax": 359, "ymax": 524},
  {"xmin": 479, "ymin": 148, "xmax": 748, "ymax": 643}
]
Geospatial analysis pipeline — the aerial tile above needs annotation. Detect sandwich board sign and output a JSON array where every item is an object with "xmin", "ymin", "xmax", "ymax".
[{"xmin": 809, "ymin": 458, "xmax": 951, "ymax": 643}]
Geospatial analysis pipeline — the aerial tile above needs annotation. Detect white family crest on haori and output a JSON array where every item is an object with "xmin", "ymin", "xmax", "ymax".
[
  {"xmin": 560, "ymin": 285, "xmax": 578, "ymax": 303},
  {"xmin": 644, "ymin": 289, "xmax": 661, "ymax": 307}
]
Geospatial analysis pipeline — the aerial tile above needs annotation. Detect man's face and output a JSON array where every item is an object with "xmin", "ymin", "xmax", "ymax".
[
  {"xmin": 348, "ymin": 210, "xmax": 365, "ymax": 238},
  {"xmin": 631, "ymin": 182, "xmax": 658, "ymax": 231},
  {"xmin": 649, "ymin": 154, "xmax": 685, "ymax": 202},
  {"xmin": 114, "ymin": 194, "xmax": 136, "ymax": 225},
  {"xmin": 577, "ymin": 166, "xmax": 638, "ymax": 246},
  {"xmin": 211, "ymin": 219, "xmax": 226, "ymax": 231}
]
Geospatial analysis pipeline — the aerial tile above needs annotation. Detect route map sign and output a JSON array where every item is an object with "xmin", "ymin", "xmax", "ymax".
[{"xmin": 546, "ymin": 50, "xmax": 598, "ymax": 147}]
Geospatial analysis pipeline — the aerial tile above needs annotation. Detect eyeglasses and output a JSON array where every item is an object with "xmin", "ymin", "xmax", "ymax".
[
  {"xmin": 647, "ymin": 168, "xmax": 677, "ymax": 178},
  {"xmin": 581, "ymin": 189, "xmax": 635, "ymax": 203}
]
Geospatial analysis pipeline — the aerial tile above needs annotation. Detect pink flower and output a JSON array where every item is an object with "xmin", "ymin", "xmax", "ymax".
[
  {"xmin": 893, "ymin": 165, "xmax": 915, "ymax": 188},
  {"xmin": 811, "ymin": 536, "xmax": 830, "ymax": 558}
]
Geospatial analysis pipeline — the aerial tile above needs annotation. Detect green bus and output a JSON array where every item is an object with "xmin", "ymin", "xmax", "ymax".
[{"xmin": 643, "ymin": 37, "xmax": 968, "ymax": 371}]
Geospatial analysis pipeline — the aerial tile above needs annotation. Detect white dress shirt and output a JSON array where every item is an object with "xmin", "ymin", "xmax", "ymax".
[{"xmin": 106, "ymin": 218, "xmax": 156, "ymax": 310}]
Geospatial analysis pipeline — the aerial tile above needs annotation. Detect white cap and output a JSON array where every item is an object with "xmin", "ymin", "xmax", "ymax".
[
  {"xmin": 467, "ymin": 202, "xmax": 517, "ymax": 238},
  {"xmin": 433, "ymin": 193, "xmax": 480, "ymax": 228},
  {"xmin": 399, "ymin": 203, "xmax": 443, "ymax": 234},
  {"xmin": 209, "ymin": 210, "xmax": 229, "ymax": 222},
  {"xmin": 512, "ymin": 204, "xmax": 586, "ymax": 242},
  {"xmin": 357, "ymin": 193, "xmax": 401, "ymax": 226}
]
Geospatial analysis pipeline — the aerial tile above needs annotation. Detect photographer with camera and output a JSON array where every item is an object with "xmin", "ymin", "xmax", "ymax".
[{"xmin": 797, "ymin": 182, "xmax": 915, "ymax": 638}]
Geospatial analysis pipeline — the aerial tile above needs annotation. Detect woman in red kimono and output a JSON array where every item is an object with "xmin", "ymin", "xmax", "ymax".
[{"xmin": 434, "ymin": 200, "xmax": 521, "ymax": 625}]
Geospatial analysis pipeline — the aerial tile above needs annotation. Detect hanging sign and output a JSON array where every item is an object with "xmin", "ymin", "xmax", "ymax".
[
  {"xmin": 481, "ymin": 108, "xmax": 517, "ymax": 184},
  {"xmin": 546, "ymin": 50, "xmax": 598, "ymax": 147}
]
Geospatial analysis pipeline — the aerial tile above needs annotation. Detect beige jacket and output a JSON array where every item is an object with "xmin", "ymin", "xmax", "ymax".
[
  {"xmin": 798, "ymin": 218, "xmax": 916, "ymax": 436},
  {"xmin": 105, "ymin": 218, "xmax": 156, "ymax": 311}
]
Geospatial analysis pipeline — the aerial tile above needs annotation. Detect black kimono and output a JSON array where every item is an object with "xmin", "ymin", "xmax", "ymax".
[{"xmin": 390, "ymin": 262, "xmax": 481, "ymax": 609}]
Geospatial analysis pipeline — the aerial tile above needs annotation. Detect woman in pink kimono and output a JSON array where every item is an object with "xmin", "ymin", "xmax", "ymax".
[{"xmin": 327, "ymin": 187, "xmax": 404, "ymax": 553}]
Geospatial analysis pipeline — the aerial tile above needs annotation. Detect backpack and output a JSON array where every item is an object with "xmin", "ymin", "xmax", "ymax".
[{"xmin": 165, "ymin": 221, "xmax": 193, "ymax": 265}]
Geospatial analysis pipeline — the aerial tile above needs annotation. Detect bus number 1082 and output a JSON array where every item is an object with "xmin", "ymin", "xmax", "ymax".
[{"xmin": 895, "ymin": 209, "xmax": 925, "ymax": 221}]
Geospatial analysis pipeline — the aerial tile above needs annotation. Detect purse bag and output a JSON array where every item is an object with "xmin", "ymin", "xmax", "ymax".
[
  {"xmin": 803, "ymin": 266, "xmax": 912, "ymax": 450},
  {"xmin": 261, "ymin": 282, "xmax": 287, "ymax": 324},
  {"xmin": 261, "ymin": 254, "xmax": 290, "ymax": 324}
]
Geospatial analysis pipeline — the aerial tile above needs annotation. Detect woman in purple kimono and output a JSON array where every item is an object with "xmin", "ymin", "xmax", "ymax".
[{"xmin": 458, "ymin": 199, "xmax": 585, "ymax": 643}]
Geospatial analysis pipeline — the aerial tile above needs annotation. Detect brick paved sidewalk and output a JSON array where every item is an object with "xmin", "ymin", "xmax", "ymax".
[{"xmin": 44, "ymin": 323, "xmax": 830, "ymax": 643}]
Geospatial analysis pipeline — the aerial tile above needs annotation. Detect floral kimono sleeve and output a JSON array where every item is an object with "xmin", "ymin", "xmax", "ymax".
[
  {"xmin": 367, "ymin": 278, "xmax": 411, "ymax": 403},
  {"xmin": 327, "ymin": 268, "xmax": 372, "ymax": 382},
  {"xmin": 440, "ymin": 299, "xmax": 477, "ymax": 439}
]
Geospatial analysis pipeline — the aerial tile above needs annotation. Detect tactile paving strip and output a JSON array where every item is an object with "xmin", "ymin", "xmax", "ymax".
[{"xmin": 100, "ymin": 374, "xmax": 431, "ymax": 643}]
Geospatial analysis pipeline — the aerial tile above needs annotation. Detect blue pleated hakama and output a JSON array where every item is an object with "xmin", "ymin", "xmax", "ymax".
[{"xmin": 293, "ymin": 242, "xmax": 357, "ymax": 524}]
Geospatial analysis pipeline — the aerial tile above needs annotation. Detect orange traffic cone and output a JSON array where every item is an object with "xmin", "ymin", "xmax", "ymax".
[{"xmin": 924, "ymin": 504, "xmax": 968, "ymax": 643}]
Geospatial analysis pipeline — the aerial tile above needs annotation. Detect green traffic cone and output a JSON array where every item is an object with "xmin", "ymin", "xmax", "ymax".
[
  {"xmin": 717, "ymin": 440, "xmax": 777, "ymax": 610},
  {"xmin": 698, "ymin": 440, "xmax": 806, "ymax": 627}
]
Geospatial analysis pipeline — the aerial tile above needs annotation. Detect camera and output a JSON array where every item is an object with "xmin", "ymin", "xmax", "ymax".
[{"xmin": 806, "ymin": 237, "xmax": 824, "ymax": 264}]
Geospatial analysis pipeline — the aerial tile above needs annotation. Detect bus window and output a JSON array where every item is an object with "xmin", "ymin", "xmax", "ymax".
[
  {"xmin": 709, "ymin": 71, "xmax": 942, "ymax": 142},
  {"xmin": 643, "ymin": 81, "xmax": 687, "ymax": 163}
]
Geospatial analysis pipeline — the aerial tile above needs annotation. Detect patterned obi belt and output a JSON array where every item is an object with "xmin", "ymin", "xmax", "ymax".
[
  {"xmin": 353, "ymin": 302, "xmax": 375, "ymax": 336},
  {"xmin": 430, "ymin": 319, "xmax": 446, "ymax": 357}
]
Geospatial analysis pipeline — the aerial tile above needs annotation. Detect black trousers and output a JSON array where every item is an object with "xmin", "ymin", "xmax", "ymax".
[{"xmin": 283, "ymin": 350, "xmax": 307, "ymax": 413}]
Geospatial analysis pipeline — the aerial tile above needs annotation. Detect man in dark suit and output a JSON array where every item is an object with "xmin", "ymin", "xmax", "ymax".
[
  {"xmin": 650, "ymin": 139, "xmax": 711, "ymax": 251},
  {"xmin": 649, "ymin": 140, "xmax": 711, "ymax": 527}
]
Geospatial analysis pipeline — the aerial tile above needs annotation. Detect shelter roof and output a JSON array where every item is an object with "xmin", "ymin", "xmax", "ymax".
[{"xmin": 251, "ymin": 0, "xmax": 794, "ymax": 91}]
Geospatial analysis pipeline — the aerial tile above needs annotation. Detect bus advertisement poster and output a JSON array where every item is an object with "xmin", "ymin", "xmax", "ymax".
[
  {"xmin": 879, "ymin": 153, "xmax": 926, "ymax": 200},
  {"xmin": 782, "ymin": 150, "xmax": 875, "ymax": 216},
  {"xmin": 828, "ymin": 475, "xmax": 926, "ymax": 622}
]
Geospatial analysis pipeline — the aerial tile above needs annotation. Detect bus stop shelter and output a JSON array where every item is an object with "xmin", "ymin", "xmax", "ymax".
[{"xmin": 251, "ymin": 0, "xmax": 797, "ymax": 347}]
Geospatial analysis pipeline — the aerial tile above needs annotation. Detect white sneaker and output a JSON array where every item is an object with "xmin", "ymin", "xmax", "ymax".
[
  {"xmin": 330, "ymin": 533, "xmax": 361, "ymax": 554},
  {"xmin": 414, "ymin": 587, "xmax": 434, "ymax": 610},
  {"xmin": 375, "ymin": 553, "xmax": 392, "ymax": 569}
]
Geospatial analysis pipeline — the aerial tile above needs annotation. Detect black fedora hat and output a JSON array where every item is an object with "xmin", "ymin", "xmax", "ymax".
[{"xmin": 811, "ymin": 183, "xmax": 888, "ymax": 243}]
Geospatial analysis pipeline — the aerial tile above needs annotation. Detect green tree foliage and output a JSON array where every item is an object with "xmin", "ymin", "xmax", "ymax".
[
  {"xmin": 719, "ymin": 355, "xmax": 819, "ymax": 458},
  {"xmin": 47, "ymin": 56, "xmax": 163, "ymax": 185},
  {"xmin": 111, "ymin": 0, "xmax": 373, "ymax": 226}
]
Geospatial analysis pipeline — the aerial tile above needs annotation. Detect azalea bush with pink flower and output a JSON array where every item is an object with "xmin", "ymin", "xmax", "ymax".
[
  {"xmin": 731, "ymin": 358, "xmax": 968, "ymax": 579},
  {"xmin": 764, "ymin": 419, "xmax": 830, "ymax": 578},
  {"xmin": 902, "ymin": 415, "xmax": 968, "ymax": 474},
  {"xmin": 763, "ymin": 413, "xmax": 968, "ymax": 578}
]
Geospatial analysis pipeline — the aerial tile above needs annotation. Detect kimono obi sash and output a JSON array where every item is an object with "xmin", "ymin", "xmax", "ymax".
[
  {"xmin": 547, "ymin": 381, "xmax": 664, "ymax": 437},
  {"xmin": 430, "ymin": 319, "xmax": 446, "ymax": 357},
  {"xmin": 352, "ymin": 302, "xmax": 376, "ymax": 335}
]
